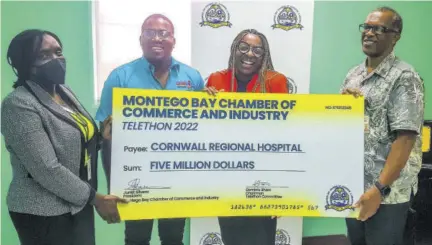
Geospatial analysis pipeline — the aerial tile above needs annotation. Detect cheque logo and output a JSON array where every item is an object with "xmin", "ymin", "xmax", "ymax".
[
  {"xmin": 275, "ymin": 229, "xmax": 291, "ymax": 245},
  {"xmin": 199, "ymin": 232, "xmax": 223, "ymax": 245},
  {"xmin": 286, "ymin": 77, "xmax": 297, "ymax": 94},
  {"xmin": 325, "ymin": 185, "xmax": 355, "ymax": 212},
  {"xmin": 200, "ymin": 3, "xmax": 232, "ymax": 28},
  {"xmin": 272, "ymin": 5, "xmax": 303, "ymax": 31}
]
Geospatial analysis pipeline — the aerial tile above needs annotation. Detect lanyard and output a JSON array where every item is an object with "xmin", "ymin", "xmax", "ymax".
[{"xmin": 62, "ymin": 106, "xmax": 90, "ymax": 142}]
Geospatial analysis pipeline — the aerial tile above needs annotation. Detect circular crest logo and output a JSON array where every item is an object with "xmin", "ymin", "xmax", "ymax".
[
  {"xmin": 286, "ymin": 77, "xmax": 297, "ymax": 94},
  {"xmin": 275, "ymin": 229, "xmax": 291, "ymax": 245},
  {"xmin": 200, "ymin": 3, "xmax": 232, "ymax": 28},
  {"xmin": 325, "ymin": 185, "xmax": 355, "ymax": 212},
  {"xmin": 199, "ymin": 232, "xmax": 223, "ymax": 245},
  {"xmin": 272, "ymin": 5, "xmax": 303, "ymax": 31}
]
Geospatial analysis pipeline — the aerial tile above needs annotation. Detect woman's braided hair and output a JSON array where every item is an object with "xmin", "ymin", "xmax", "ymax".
[{"xmin": 227, "ymin": 29, "xmax": 274, "ymax": 92}]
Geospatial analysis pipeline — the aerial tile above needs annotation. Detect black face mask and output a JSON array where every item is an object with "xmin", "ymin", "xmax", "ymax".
[{"xmin": 32, "ymin": 58, "xmax": 66, "ymax": 86}]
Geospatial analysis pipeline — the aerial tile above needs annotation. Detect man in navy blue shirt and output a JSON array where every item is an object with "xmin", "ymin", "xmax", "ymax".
[{"xmin": 96, "ymin": 14, "xmax": 204, "ymax": 245}]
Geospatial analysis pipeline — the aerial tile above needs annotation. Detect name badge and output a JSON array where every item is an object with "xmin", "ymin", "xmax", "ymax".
[
  {"xmin": 364, "ymin": 116, "xmax": 370, "ymax": 133},
  {"xmin": 176, "ymin": 80, "xmax": 192, "ymax": 89},
  {"xmin": 87, "ymin": 154, "xmax": 91, "ymax": 181}
]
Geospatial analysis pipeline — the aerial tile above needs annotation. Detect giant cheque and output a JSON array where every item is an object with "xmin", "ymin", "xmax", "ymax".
[{"xmin": 110, "ymin": 88, "xmax": 364, "ymax": 220}]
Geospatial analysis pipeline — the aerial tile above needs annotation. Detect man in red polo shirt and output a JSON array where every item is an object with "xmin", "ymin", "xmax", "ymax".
[{"xmin": 204, "ymin": 29, "xmax": 288, "ymax": 245}]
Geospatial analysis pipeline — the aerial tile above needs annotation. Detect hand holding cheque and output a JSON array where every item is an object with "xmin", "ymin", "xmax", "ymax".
[
  {"xmin": 96, "ymin": 118, "xmax": 128, "ymax": 224},
  {"xmin": 342, "ymin": 87, "xmax": 381, "ymax": 222}
]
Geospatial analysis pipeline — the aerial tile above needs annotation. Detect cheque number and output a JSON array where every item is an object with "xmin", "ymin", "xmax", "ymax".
[
  {"xmin": 260, "ymin": 204, "xmax": 303, "ymax": 210},
  {"xmin": 231, "ymin": 204, "xmax": 256, "ymax": 210}
]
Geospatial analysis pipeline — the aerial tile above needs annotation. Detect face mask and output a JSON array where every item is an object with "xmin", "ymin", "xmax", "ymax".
[{"xmin": 32, "ymin": 58, "xmax": 66, "ymax": 86}]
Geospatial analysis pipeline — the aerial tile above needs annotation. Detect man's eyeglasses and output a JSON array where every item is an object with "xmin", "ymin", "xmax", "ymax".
[
  {"xmin": 141, "ymin": 29, "xmax": 172, "ymax": 40},
  {"xmin": 359, "ymin": 24, "xmax": 399, "ymax": 35},
  {"xmin": 238, "ymin": 42, "xmax": 265, "ymax": 58}
]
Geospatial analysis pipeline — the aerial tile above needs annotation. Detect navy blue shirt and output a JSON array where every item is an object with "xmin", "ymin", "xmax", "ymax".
[
  {"xmin": 96, "ymin": 57, "xmax": 205, "ymax": 121},
  {"xmin": 236, "ymin": 78, "xmax": 250, "ymax": 92}
]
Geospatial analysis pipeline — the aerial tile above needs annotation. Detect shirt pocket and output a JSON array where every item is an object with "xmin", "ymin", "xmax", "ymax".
[{"xmin": 365, "ymin": 87, "xmax": 388, "ymax": 110}]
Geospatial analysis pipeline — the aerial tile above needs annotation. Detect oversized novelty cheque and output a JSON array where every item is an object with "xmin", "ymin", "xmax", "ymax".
[{"xmin": 110, "ymin": 88, "xmax": 364, "ymax": 220}]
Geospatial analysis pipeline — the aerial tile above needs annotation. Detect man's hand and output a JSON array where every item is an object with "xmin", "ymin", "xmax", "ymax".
[
  {"xmin": 102, "ymin": 116, "xmax": 112, "ymax": 140},
  {"xmin": 204, "ymin": 86, "xmax": 224, "ymax": 96},
  {"xmin": 354, "ymin": 187, "xmax": 381, "ymax": 221},
  {"xmin": 342, "ymin": 88, "xmax": 363, "ymax": 98},
  {"xmin": 94, "ymin": 193, "xmax": 128, "ymax": 224}
]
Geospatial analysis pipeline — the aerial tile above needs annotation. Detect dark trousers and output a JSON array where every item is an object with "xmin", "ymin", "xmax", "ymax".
[
  {"xmin": 346, "ymin": 201, "xmax": 411, "ymax": 245},
  {"xmin": 218, "ymin": 216, "xmax": 277, "ymax": 245},
  {"xmin": 9, "ymin": 205, "xmax": 95, "ymax": 245},
  {"xmin": 125, "ymin": 218, "xmax": 186, "ymax": 245}
]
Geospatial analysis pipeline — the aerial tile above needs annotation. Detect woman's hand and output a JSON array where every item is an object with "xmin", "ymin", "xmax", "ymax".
[
  {"xmin": 94, "ymin": 193, "xmax": 128, "ymax": 224},
  {"xmin": 102, "ymin": 116, "xmax": 112, "ymax": 140}
]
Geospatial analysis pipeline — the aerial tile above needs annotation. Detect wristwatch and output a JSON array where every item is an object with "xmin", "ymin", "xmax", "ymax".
[{"xmin": 374, "ymin": 181, "xmax": 391, "ymax": 197}]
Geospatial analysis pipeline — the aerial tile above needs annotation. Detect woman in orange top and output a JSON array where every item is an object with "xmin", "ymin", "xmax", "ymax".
[
  {"xmin": 205, "ymin": 29, "xmax": 288, "ymax": 245},
  {"xmin": 206, "ymin": 29, "xmax": 288, "ymax": 94}
]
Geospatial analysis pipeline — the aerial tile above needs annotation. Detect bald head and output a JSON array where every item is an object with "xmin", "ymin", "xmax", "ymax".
[{"xmin": 141, "ymin": 14, "xmax": 174, "ymax": 34}]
